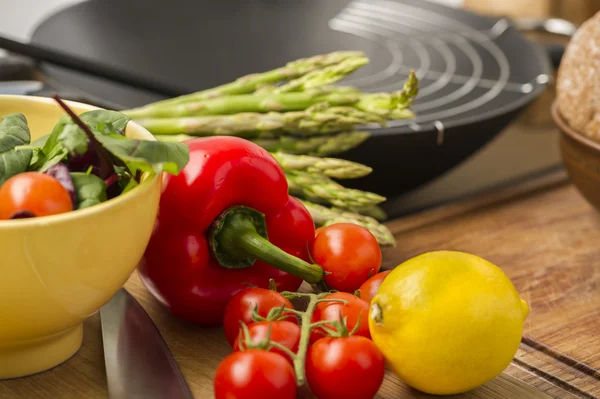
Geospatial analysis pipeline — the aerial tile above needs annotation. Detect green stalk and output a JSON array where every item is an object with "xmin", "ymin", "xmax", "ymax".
[
  {"xmin": 281, "ymin": 291, "xmax": 327, "ymax": 386},
  {"xmin": 277, "ymin": 292, "xmax": 357, "ymax": 386},
  {"xmin": 255, "ymin": 84, "xmax": 361, "ymax": 95},
  {"xmin": 124, "ymin": 91, "xmax": 361, "ymax": 119},
  {"xmin": 273, "ymin": 56, "xmax": 368, "ymax": 93},
  {"xmin": 355, "ymin": 70, "xmax": 419, "ymax": 117},
  {"xmin": 125, "ymin": 70, "xmax": 418, "ymax": 121},
  {"xmin": 347, "ymin": 204, "xmax": 388, "ymax": 221},
  {"xmin": 250, "ymin": 131, "xmax": 370, "ymax": 157},
  {"xmin": 134, "ymin": 105, "xmax": 385, "ymax": 136},
  {"xmin": 270, "ymin": 152, "xmax": 372, "ymax": 179},
  {"xmin": 153, "ymin": 131, "xmax": 371, "ymax": 157},
  {"xmin": 293, "ymin": 293, "xmax": 319, "ymax": 386},
  {"xmin": 286, "ymin": 170, "xmax": 386, "ymax": 208},
  {"xmin": 140, "ymin": 51, "xmax": 366, "ymax": 108},
  {"xmin": 209, "ymin": 206, "xmax": 323, "ymax": 283}
]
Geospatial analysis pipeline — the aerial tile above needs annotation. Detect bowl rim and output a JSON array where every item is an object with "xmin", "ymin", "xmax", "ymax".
[
  {"xmin": 0, "ymin": 95, "xmax": 160, "ymax": 229},
  {"xmin": 552, "ymin": 101, "xmax": 600, "ymax": 153}
]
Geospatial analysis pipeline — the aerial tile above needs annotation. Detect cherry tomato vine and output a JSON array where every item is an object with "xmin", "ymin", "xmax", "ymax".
[{"xmin": 215, "ymin": 223, "xmax": 386, "ymax": 399}]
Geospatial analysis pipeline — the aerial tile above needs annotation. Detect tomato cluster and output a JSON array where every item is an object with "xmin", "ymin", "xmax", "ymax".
[
  {"xmin": 214, "ymin": 224, "xmax": 392, "ymax": 399},
  {"xmin": 216, "ymin": 288, "xmax": 385, "ymax": 399}
]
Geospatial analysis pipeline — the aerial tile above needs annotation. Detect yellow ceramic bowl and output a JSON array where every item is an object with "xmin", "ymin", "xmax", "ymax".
[{"xmin": 0, "ymin": 96, "xmax": 161, "ymax": 379}]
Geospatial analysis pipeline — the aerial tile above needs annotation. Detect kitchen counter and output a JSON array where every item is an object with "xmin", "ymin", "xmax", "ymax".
[{"xmin": 2, "ymin": 165, "xmax": 598, "ymax": 398}]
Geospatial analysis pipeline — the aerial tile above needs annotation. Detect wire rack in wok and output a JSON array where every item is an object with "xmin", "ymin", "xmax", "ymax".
[{"xmin": 329, "ymin": 0, "xmax": 552, "ymax": 134}]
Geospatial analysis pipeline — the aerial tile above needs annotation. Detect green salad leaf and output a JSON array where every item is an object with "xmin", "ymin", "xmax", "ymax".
[
  {"xmin": 70, "ymin": 172, "xmax": 107, "ymax": 209},
  {"xmin": 32, "ymin": 109, "xmax": 189, "ymax": 177},
  {"xmin": 58, "ymin": 123, "xmax": 88, "ymax": 156},
  {"xmin": 80, "ymin": 110, "xmax": 130, "ymax": 134},
  {"xmin": 120, "ymin": 177, "xmax": 139, "ymax": 195},
  {"xmin": 57, "ymin": 110, "xmax": 132, "ymax": 157},
  {"xmin": 1, "ymin": 105, "xmax": 189, "ymax": 214},
  {"xmin": 28, "ymin": 133, "xmax": 51, "ymax": 167},
  {"xmin": 0, "ymin": 113, "xmax": 33, "ymax": 185},
  {"xmin": 30, "ymin": 133, "xmax": 50, "ymax": 148},
  {"xmin": 29, "ymin": 117, "xmax": 70, "ymax": 172},
  {"xmin": 95, "ymin": 134, "xmax": 189, "ymax": 175}
]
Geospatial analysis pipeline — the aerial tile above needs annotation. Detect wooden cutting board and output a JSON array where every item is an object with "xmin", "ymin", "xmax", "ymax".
[{"xmin": 1, "ymin": 169, "xmax": 598, "ymax": 399}]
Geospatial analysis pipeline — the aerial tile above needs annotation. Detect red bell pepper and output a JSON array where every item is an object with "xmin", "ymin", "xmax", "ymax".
[{"xmin": 138, "ymin": 136, "xmax": 323, "ymax": 325}]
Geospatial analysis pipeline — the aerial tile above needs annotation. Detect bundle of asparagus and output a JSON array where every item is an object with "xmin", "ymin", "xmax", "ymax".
[{"xmin": 123, "ymin": 51, "xmax": 419, "ymax": 246}]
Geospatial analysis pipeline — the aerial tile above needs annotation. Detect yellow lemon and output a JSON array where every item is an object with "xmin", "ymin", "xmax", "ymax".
[{"xmin": 368, "ymin": 250, "xmax": 529, "ymax": 395}]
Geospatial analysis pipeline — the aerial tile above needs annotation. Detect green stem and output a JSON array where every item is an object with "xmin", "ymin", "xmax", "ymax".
[
  {"xmin": 277, "ymin": 291, "xmax": 353, "ymax": 386},
  {"xmin": 124, "ymin": 90, "xmax": 361, "ymax": 119},
  {"xmin": 310, "ymin": 319, "xmax": 341, "ymax": 328},
  {"xmin": 238, "ymin": 321, "xmax": 297, "ymax": 362},
  {"xmin": 291, "ymin": 292, "xmax": 323, "ymax": 386},
  {"xmin": 210, "ymin": 206, "xmax": 324, "ymax": 284},
  {"xmin": 268, "ymin": 341, "xmax": 299, "ymax": 361},
  {"xmin": 136, "ymin": 51, "xmax": 366, "ymax": 109},
  {"xmin": 278, "ymin": 308, "xmax": 306, "ymax": 317},
  {"xmin": 281, "ymin": 291, "xmax": 321, "ymax": 300},
  {"xmin": 237, "ymin": 232, "xmax": 323, "ymax": 283}
]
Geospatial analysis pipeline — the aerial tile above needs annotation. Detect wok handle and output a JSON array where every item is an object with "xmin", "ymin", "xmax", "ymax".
[
  {"xmin": 512, "ymin": 17, "xmax": 578, "ymax": 70},
  {"xmin": 512, "ymin": 18, "xmax": 577, "ymax": 38}
]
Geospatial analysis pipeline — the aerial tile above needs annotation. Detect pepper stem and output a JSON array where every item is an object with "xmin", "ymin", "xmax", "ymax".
[{"xmin": 210, "ymin": 206, "xmax": 324, "ymax": 284}]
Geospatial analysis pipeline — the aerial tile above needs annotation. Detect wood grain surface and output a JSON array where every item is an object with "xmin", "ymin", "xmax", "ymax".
[
  {"xmin": 1, "ymin": 169, "xmax": 599, "ymax": 399},
  {"xmin": 0, "ymin": 273, "xmax": 551, "ymax": 399},
  {"xmin": 385, "ymin": 170, "xmax": 600, "ymax": 398}
]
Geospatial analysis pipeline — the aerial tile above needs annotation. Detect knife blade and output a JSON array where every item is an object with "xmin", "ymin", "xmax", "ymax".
[{"xmin": 100, "ymin": 288, "xmax": 194, "ymax": 399}]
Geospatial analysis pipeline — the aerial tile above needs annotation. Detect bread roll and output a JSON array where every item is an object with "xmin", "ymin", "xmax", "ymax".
[{"xmin": 556, "ymin": 11, "xmax": 600, "ymax": 141}]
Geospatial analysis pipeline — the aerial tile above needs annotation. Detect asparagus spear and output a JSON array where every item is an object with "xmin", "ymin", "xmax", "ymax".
[
  {"xmin": 255, "ymin": 84, "xmax": 361, "ymax": 95},
  {"xmin": 153, "ymin": 134, "xmax": 372, "ymax": 179},
  {"xmin": 299, "ymin": 199, "xmax": 394, "ymax": 247},
  {"xmin": 125, "ymin": 71, "xmax": 418, "ymax": 120},
  {"xmin": 270, "ymin": 152, "xmax": 372, "ymax": 179},
  {"xmin": 124, "ymin": 90, "xmax": 361, "ymax": 119},
  {"xmin": 251, "ymin": 131, "xmax": 370, "ymax": 156},
  {"xmin": 273, "ymin": 57, "xmax": 368, "ymax": 93},
  {"xmin": 135, "ymin": 105, "xmax": 386, "ymax": 136},
  {"xmin": 141, "ymin": 51, "xmax": 366, "ymax": 109},
  {"xmin": 346, "ymin": 205, "xmax": 387, "ymax": 221},
  {"xmin": 303, "ymin": 131, "xmax": 367, "ymax": 156},
  {"xmin": 154, "ymin": 130, "xmax": 370, "ymax": 157},
  {"xmin": 355, "ymin": 70, "xmax": 419, "ymax": 117},
  {"xmin": 286, "ymin": 170, "xmax": 385, "ymax": 208}
]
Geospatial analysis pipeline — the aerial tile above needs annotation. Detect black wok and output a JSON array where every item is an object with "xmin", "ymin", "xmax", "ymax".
[{"xmin": 0, "ymin": 0, "xmax": 569, "ymax": 214}]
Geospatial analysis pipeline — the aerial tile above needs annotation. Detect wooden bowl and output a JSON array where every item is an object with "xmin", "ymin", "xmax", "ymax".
[{"xmin": 553, "ymin": 101, "xmax": 600, "ymax": 211}]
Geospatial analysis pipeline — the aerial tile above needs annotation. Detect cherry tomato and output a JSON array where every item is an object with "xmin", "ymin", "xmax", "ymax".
[
  {"xmin": 358, "ymin": 270, "xmax": 392, "ymax": 304},
  {"xmin": 233, "ymin": 320, "xmax": 301, "ymax": 365},
  {"xmin": 314, "ymin": 226, "xmax": 325, "ymax": 237},
  {"xmin": 310, "ymin": 223, "xmax": 381, "ymax": 292},
  {"xmin": 214, "ymin": 349, "xmax": 297, "ymax": 399},
  {"xmin": 223, "ymin": 287, "xmax": 297, "ymax": 346},
  {"xmin": 306, "ymin": 336, "xmax": 385, "ymax": 399},
  {"xmin": 0, "ymin": 172, "xmax": 73, "ymax": 219},
  {"xmin": 311, "ymin": 292, "xmax": 370, "ymax": 343}
]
